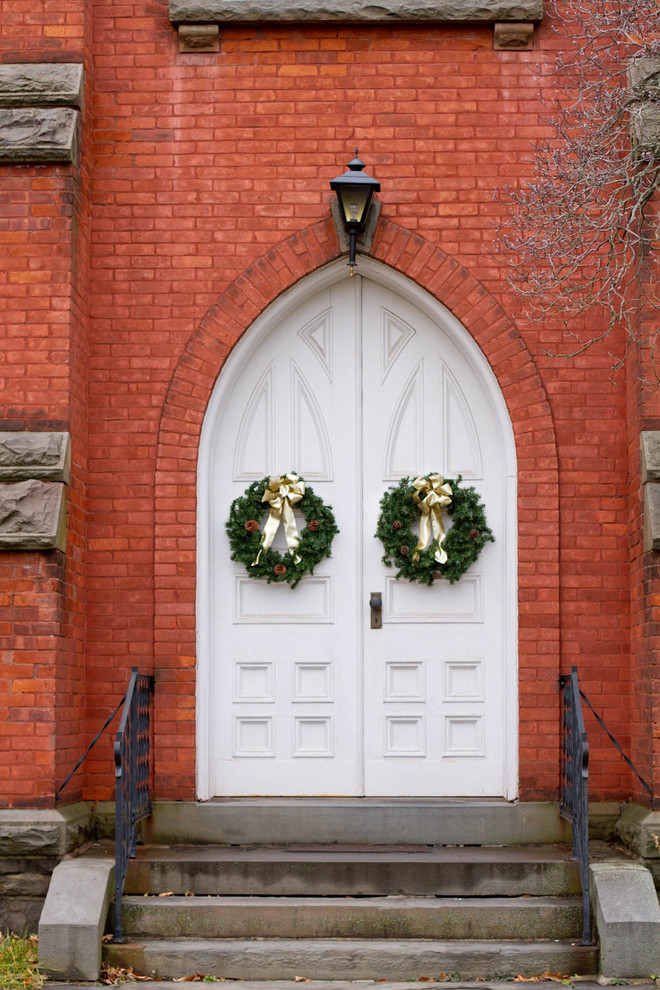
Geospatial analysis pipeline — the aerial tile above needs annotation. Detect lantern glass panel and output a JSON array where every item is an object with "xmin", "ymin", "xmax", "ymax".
[{"xmin": 339, "ymin": 185, "xmax": 370, "ymax": 225}]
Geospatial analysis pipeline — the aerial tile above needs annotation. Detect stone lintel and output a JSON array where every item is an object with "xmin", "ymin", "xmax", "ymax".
[
  {"xmin": 643, "ymin": 482, "xmax": 660, "ymax": 552},
  {"xmin": 178, "ymin": 23, "xmax": 221, "ymax": 50},
  {"xmin": 0, "ymin": 107, "xmax": 79, "ymax": 165},
  {"xmin": 590, "ymin": 861, "xmax": 660, "ymax": 978},
  {"xmin": 170, "ymin": 0, "xmax": 544, "ymax": 23},
  {"xmin": 0, "ymin": 479, "xmax": 66, "ymax": 551},
  {"xmin": 0, "ymin": 63, "xmax": 84, "ymax": 109},
  {"xmin": 493, "ymin": 21, "xmax": 534, "ymax": 49},
  {"xmin": 0, "ymin": 432, "xmax": 71, "ymax": 483}
]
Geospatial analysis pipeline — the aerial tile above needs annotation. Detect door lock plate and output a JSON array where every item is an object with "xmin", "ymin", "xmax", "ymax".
[{"xmin": 370, "ymin": 591, "xmax": 383, "ymax": 629}]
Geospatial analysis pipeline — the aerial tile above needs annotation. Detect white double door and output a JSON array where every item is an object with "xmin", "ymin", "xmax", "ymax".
[{"xmin": 202, "ymin": 270, "xmax": 513, "ymax": 797}]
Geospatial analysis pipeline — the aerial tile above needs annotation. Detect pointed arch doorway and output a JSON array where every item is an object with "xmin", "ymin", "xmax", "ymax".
[{"xmin": 197, "ymin": 259, "xmax": 517, "ymax": 800}]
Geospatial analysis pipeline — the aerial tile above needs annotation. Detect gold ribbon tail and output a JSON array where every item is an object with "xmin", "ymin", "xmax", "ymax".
[
  {"xmin": 252, "ymin": 474, "xmax": 305, "ymax": 566},
  {"xmin": 412, "ymin": 474, "xmax": 452, "ymax": 566},
  {"xmin": 281, "ymin": 497, "xmax": 302, "ymax": 565}
]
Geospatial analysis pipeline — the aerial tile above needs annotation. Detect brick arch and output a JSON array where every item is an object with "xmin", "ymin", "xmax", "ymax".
[{"xmin": 153, "ymin": 216, "xmax": 559, "ymax": 801}]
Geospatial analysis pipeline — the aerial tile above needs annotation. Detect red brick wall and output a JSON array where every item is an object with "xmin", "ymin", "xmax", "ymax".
[
  {"xmin": 82, "ymin": 3, "xmax": 632, "ymax": 802},
  {"xmin": 3, "ymin": 0, "xmax": 647, "ymax": 805},
  {"xmin": 0, "ymin": 3, "xmax": 91, "ymax": 807},
  {"xmin": 0, "ymin": 1, "xmax": 85, "ymax": 60}
]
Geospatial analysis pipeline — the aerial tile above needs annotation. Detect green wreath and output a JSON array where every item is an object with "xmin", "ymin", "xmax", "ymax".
[
  {"xmin": 226, "ymin": 474, "xmax": 339, "ymax": 589},
  {"xmin": 375, "ymin": 474, "xmax": 494, "ymax": 585}
]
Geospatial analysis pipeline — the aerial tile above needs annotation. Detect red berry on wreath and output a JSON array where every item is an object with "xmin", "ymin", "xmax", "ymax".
[
  {"xmin": 274, "ymin": 563, "xmax": 287, "ymax": 575},
  {"xmin": 400, "ymin": 545, "xmax": 410, "ymax": 556},
  {"xmin": 469, "ymin": 528, "xmax": 480, "ymax": 540},
  {"xmin": 245, "ymin": 519, "xmax": 259, "ymax": 532},
  {"xmin": 307, "ymin": 519, "xmax": 319, "ymax": 532},
  {"xmin": 392, "ymin": 520, "xmax": 403, "ymax": 531}
]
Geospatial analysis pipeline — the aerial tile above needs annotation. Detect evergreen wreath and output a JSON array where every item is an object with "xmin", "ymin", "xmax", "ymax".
[
  {"xmin": 375, "ymin": 474, "xmax": 494, "ymax": 585},
  {"xmin": 226, "ymin": 474, "xmax": 339, "ymax": 589}
]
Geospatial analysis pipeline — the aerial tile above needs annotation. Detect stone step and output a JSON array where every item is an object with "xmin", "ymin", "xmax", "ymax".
[
  {"xmin": 119, "ymin": 894, "xmax": 584, "ymax": 941},
  {"xmin": 104, "ymin": 936, "xmax": 598, "ymax": 981},
  {"xmin": 144, "ymin": 800, "xmax": 572, "ymax": 847},
  {"xmin": 126, "ymin": 844, "xmax": 581, "ymax": 897}
]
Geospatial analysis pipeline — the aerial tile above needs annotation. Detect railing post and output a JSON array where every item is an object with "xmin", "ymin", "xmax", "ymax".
[
  {"xmin": 560, "ymin": 665, "xmax": 592, "ymax": 945},
  {"xmin": 113, "ymin": 667, "xmax": 154, "ymax": 944}
]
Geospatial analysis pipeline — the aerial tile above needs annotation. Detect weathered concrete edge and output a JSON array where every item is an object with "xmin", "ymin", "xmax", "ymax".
[
  {"xmin": 142, "ymin": 799, "xmax": 572, "ymax": 845},
  {"xmin": 104, "ymin": 938, "xmax": 598, "ymax": 981},
  {"xmin": 60, "ymin": 799, "xmax": 620, "ymax": 844},
  {"xmin": 616, "ymin": 803, "xmax": 660, "ymax": 859},
  {"xmin": 0, "ymin": 63, "xmax": 84, "ymax": 109},
  {"xmin": 39, "ymin": 857, "xmax": 114, "ymax": 981},
  {"xmin": 590, "ymin": 861, "xmax": 660, "ymax": 979},
  {"xmin": 0, "ymin": 803, "xmax": 90, "ymax": 856},
  {"xmin": 170, "ymin": 0, "xmax": 544, "ymax": 23}
]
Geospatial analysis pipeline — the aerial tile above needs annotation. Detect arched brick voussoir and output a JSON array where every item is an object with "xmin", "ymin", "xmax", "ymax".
[
  {"xmin": 158, "ymin": 214, "xmax": 558, "ymax": 482},
  {"xmin": 371, "ymin": 218, "xmax": 557, "ymax": 464},
  {"xmin": 157, "ymin": 216, "xmax": 340, "ymax": 456}
]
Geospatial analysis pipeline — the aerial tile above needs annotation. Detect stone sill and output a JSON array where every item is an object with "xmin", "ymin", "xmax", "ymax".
[{"xmin": 170, "ymin": 0, "xmax": 544, "ymax": 24}]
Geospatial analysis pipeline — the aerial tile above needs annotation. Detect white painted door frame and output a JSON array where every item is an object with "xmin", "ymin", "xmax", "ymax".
[{"xmin": 196, "ymin": 258, "xmax": 518, "ymax": 801}]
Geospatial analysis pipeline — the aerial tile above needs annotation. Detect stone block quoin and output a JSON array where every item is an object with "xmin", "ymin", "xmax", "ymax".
[
  {"xmin": 0, "ymin": 434, "xmax": 70, "ymax": 551},
  {"xmin": 0, "ymin": 64, "xmax": 83, "ymax": 165}
]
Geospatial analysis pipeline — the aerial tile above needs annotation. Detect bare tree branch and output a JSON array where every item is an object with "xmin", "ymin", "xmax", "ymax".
[{"xmin": 495, "ymin": 0, "xmax": 660, "ymax": 380}]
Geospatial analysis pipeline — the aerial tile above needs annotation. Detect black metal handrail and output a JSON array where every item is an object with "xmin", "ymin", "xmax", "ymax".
[
  {"xmin": 560, "ymin": 666, "xmax": 592, "ymax": 945},
  {"xmin": 113, "ymin": 667, "xmax": 154, "ymax": 943}
]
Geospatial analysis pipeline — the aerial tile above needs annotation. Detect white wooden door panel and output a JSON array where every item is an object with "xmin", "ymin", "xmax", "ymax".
[
  {"xmin": 200, "ymin": 267, "xmax": 514, "ymax": 798},
  {"xmin": 361, "ymin": 280, "xmax": 506, "ymax": 796},
  {"xmin": 209, "ymin": 280, "xmax": 361, "ymax": 795}
]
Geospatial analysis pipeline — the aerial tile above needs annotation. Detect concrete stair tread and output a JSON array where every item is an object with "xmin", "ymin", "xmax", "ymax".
[
  {"xmin": 134, "ymin": 844, "xmax": 575, "ymax": 864},
  {"xmin": 109, "ymin": 935, "xmax": 592, "ymax": 944},
  {"xmin": 124, "ymin": 844, "xmax": 581, "ymax": 898},
  {"xmin": 118, "ymin": 893, "xmax": 584, "ymax": 940},
  {"xmin": 104, "ymin": 936, "xmax": 598, "ymax": 980},
  {"xmin": 123, "ymin": 893, "xmax": 582, "ymax": 906}
]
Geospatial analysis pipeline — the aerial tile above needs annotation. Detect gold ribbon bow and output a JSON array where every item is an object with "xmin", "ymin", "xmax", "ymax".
[
  {"xmin": 252, "ymin": 473, "xmax": 306, "ymax": 566},
  {"xmin": 411, "ymin": 473, "xmax": 453, "ymax": 564}
]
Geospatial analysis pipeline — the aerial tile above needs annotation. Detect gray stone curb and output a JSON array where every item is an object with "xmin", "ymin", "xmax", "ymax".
[{"xmin": 44, "ymin": 983, "xmax": 657, "ymax": 990}]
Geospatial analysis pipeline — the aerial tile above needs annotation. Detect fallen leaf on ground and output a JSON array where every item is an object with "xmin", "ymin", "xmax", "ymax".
[
  {"xmin": 513, "ymin": 974, "xmax": 568, "ymax": 983},
  {"xmin": 100, "ymin": 964, "xmax": 152, "ymax": 984}
]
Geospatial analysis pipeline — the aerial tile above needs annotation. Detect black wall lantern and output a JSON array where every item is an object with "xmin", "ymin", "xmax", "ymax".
[{"xmin": 330, "ymin": 150, "xmax": 380, "ymax": 276}]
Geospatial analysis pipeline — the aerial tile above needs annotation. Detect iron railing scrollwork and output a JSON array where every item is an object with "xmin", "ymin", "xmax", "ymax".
[
  {"xmin": 560, "ymin": 666, "xmax": 593, "ymax": 945},
  {"xmin": 113, "ymin": 667, "xmax": 154, "ymax": 943}
]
